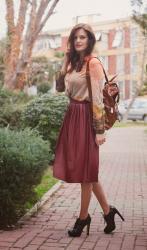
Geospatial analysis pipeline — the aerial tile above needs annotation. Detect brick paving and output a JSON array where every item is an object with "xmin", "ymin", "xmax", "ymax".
[{"xmin": 0, "ymin": 126, "xmax": 147, "ymax": 250}]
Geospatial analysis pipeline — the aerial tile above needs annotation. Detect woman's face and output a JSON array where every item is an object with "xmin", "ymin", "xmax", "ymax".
[{"xmin": 74, "ymin": 28, "xmax": 88, "ymax": 53}]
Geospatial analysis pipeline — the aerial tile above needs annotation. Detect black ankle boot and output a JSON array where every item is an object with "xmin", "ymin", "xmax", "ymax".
[
  {"xmin": 103, "ymin": 206, "xmax": 125, "ymax": 234},
  {"xmin": 68, "ymin": 214, "xmax": 91, "ymax": 237}
]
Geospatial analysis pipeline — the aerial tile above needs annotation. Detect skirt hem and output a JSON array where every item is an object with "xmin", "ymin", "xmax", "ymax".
[{"xmin": 53, "ymin": 173, "xmax": 99, "ymax": 183}]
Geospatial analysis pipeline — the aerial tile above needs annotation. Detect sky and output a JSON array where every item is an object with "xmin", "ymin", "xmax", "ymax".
[{"xmin": 0, "ymin": 0, "xmax": 134, "ymax": 39}]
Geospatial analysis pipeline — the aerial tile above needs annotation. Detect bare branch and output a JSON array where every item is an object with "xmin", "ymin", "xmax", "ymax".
[
  {"xmin": 28, "ymin": 0, "xmax": 37, "ymax": 35},
  {"xmin": 34, "ymin": 0, "xmax": 51, "ymax": 30},
  {"xmin": 21, "ymin": 0, "xmax": 37, "ymax": 60},
  {"xmin": 27, "ymin": 0, "xmax": 33, "ymax": 4},
  {"xmin": 34, "ymin": 0, "xmax": 59, "ymax": 39},
  {"xmin": 131, "ymin": 0, "xmax": 143, "ymax": 7},
  {"xmin": 16, "ymin": 0, "xmax": 29, "ymax": 34}
]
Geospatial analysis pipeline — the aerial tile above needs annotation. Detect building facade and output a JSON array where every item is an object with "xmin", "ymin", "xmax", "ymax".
[{"xmin": 32, "ymin": 17, "xmax": 146, "ymax": 100}]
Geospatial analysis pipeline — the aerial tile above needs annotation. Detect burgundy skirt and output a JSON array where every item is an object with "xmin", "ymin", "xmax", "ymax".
[{"xmin": 53, "ymin": 97, "xmax": 99, "ymax": 183}]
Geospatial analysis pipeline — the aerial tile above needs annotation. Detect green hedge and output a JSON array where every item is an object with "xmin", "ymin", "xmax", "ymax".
[
  {"xmin": 0, "ymin": 86, "xmax": 31, "ymax": 106},
  {"xmin": 0, "ymin": 104, "xmax": 23, "ymax": 129},
  {"xmin": 21, "ymin": 92, "xmax": 69, "ymax": 161},
  {"xmin": 0, "ymin": 86, "xmax": 32, "ymax": 129},
  {"xmin": 0, "ymin": 128, "xmax": 50, "ymax": 228},
  {"xmin": 37, "ymin": 82, "xmax": 51, "ymax": 94}
]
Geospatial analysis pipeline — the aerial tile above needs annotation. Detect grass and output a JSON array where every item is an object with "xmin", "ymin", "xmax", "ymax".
[
  {"xmin": 25, "ymin": 166, "xmax": 58, "ymax": 210},
  {"xmin": 114, "ymin": 120, "xmax": 147, "ymax": 128},
  {"xmin": 34, "ymin": 166, "xmax": 58, "ymax": 199}
]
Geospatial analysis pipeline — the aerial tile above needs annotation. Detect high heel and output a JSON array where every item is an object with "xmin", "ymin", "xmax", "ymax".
[
  {"xmin": 87, "ymin": 222, "xmax": 90, "ymax": 235},
  {"xmin": 68, "ymin": 214, "xmax": 91, "ymax": 237},
  {"xmin": 103, "ymin": 206, "xmax": 124, "ymax": 234}
]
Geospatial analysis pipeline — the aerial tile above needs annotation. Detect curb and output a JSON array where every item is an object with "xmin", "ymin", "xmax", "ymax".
[{"xmin": 18, "ymin": 180, "xmax": 64, "ymax": 223}]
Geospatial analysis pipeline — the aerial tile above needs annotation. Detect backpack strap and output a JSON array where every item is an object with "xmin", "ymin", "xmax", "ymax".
[
  {"xmin": 85, "ymin": 56, "xmax": 109, "ymax": 122},
  {"xmin": 86, "ymin": 56, "xmax": 109, "ymax": 83},
  {"xmin": 86, "ymin": 57, "xmax": 93, "ymax": 102},
  {"xmin": 86, "ymin": 56, "xmax": 118, "ymax": 99},
  {"xmin": 85, "ymin": 58, "xmax": 93, "ymax": 122},
  {"xmin": 85, "ymin": 57, "xmax": 104, "ymax": 121},
  {"xmin": 86, "ymin": 56, "xmax": 108, "ymax": 101}
]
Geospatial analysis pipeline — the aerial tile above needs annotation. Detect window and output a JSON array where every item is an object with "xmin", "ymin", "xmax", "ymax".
[
  {"xmin": 140, "ymin": 102, "xmax": 147, "ymax": 108},
  {"xmin": 43, "ymin": 40, "xmax": 48, "ymax": 49},
  {"xmin": 112, "ymin": 30, "xmax": 123, "ymax": 48},
  {"xmin": 54, "ymin": 35, "xmax": 62, "ymax": 48},
  {"xmin": 130, "ymin": 28, "xmax": 138, "ymax": 48},
  {"xmin": 116, "ymin": 54, "xmax": 124, "ymax": 74},
  {"xmin": 95, "ymin": 31, "xmax": 102, "ymax": 41},
  {"xmin": 99, "ymin": 56, "xmax": 108, "ymax": 71},
  {"xmin": 49, "ymin": 38, "xmax": 56, "ymax": 49},
  {"xmin": 35, "ymin": 39, "xmax": 49, "ymax": 51},
  {"xmin": 130, "ymin": 53, "xmax": 138, "ymax": 73},
  {"xmin": 49, "ymin": 35, "xmax": 62, "ymax": 49},
  {"xmin": 38, "ymin": 41, "xmax": 44, "ymax": 50},
  {"xmin": 101, "ymin": 32, "xmax": 108, "ymax": 50},
  {"xmin": 118, "ymin": 81, "xmax": 125, "ymax": 100},
  {"xmin": 136, "ymin": 101, "xmax": 147, "ymax": 108},
  {"xmin": 130, "ymin": 80, "xmax": 137, "ymax": 97}
]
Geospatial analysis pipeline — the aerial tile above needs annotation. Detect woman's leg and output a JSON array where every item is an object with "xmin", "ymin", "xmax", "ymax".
[
  {"xmin": 92, "ymin": 181, "xmax": 110, "ymax": 215},
  {"xmin": 68, "ymin": 183, "xmax": 92, "ymax": 237},
  {"xmin": 79, "ymin": 183, "xmax": 93, "ymax": 220},
  {"xmin": 92, "ymin": 181, "xmax": 125, "ymax": 234}
]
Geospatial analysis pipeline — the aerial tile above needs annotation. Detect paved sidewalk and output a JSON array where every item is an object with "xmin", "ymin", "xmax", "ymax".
[{"xmin": 0, "ymin": 127, "xmax": 147, "ymax": 250}]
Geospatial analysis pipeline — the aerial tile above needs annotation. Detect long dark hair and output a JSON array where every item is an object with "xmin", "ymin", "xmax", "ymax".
[{"xmin": 67, "ymin": 23, "xmax": 96, "ymax": 72}]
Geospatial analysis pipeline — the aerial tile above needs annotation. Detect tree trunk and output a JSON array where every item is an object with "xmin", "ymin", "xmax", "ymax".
[
  {"xmin": 4, "ymin": 0, "xmax": 29, "ymax": 90},
  {"xmin": 4, "ymin": 0, "xmax": 60, "ymax": 91}
]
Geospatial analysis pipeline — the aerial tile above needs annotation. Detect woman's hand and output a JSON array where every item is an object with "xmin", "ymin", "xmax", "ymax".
[{"xmin": 95, "ymin": 133, "xmax": 106, "ymax": 146}]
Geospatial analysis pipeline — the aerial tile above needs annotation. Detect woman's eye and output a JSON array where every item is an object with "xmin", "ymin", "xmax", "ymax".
[{"xmin": 74, "ymin": 36, "xmax": 87, "ymax": 40}]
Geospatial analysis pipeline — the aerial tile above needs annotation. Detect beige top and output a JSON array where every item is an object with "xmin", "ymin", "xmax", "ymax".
[{"xmin": 64, "ymin": 56, "xmax": 105, "ymax": 134}]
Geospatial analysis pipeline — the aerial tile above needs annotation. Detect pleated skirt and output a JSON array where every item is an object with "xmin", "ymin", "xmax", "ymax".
[{"xmin": 53, "ymin": 97, "xmax": 99, "ymax": 183}]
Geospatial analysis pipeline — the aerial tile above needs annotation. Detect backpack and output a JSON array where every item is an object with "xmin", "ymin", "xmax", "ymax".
[
  {"xmin": 86, "ymin": 57, "xmax": 120, "ymax": 130},
  {"xmin": 55, "ymin": 71, "xmax": 65, "ymax": 92}
]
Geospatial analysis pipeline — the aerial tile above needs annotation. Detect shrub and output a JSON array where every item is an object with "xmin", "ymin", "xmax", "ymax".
[
  {"xmin": 0, "ymin": 86, "xmax": 31, "ymax": 106},
  {"xmin": 21, "ymin": 92, "xmax": 69, "ymax": 161},
  {"xmin": 37, "ymin": 82, "xmax": 51, "ymax": 94},
  {"xmin": 0, "ymin": 128, "xmax": 50, "ymax": 228},
  {"xmin": 0, "ymin": 104, "xmax": 23, "ymax": 129},
  {"xmin": 30, "ymin": 57, "xmax": 55, "ymax": 87},
  {"xmin": 0, "ymin": 86, "xmax": 33, "ymax": 129},
  {"xmin": 54, "ymin": 51, "xmax": 64, "ymax": 58}
]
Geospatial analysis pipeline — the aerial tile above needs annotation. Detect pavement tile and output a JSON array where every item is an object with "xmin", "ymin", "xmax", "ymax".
[{"xmin": 0, "ymin": 127, "xmax": 147, "ymax": 250}]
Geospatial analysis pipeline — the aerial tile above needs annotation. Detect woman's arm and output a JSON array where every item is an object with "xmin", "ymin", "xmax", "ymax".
[
  {"xmin": 89, "ymin": 58, "xmax": 106, "ymax": 145},
  {"xmin": 60, "ymin": 52, "xmax": 70, "ymax": 75},
  {"xmin": 56, "ymin": 51, "xmax": 70, "ymax": 92}
]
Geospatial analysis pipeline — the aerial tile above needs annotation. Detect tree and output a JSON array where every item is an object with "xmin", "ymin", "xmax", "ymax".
[
  {"xmin": 4, "ymin": 0, "xmax": 60, "ymax": 90},
  {"xmin": 0, "ymin": 39, "xmax": 6, "ymax": 85},
  {"xmin": 122, "ymin": 0, "xmax": 147, "ymax": 121},
  {"xmin": 131, "ymin": 0, "xmax": 147, "ymax": 35},
  {"xmin": 28, "ymin": 56, "xmax": 55, "ymax": 86},
  {"xmin": 131, "ymin": 0, "xmax": 147, "ymax": 96}
]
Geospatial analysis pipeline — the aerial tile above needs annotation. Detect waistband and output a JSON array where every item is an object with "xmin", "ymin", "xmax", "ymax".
[{"xmin": 69, "ymin": 97, "xmax": 90, "ymax": 104}]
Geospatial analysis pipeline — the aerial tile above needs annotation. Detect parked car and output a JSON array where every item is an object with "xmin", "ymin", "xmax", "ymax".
[{"xmin": 118, "ymin": 98, "xmax": 147, "ymax": 122}]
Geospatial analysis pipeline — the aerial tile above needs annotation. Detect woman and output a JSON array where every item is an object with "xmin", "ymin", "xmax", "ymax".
[{"xmin": 53, "ymin": 23, "xmax": 124, "ymax": 237}]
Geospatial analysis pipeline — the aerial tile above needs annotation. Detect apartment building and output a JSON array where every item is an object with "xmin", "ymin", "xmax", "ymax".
[{"xmin": 32, "ymin": 17, "xmax": 146, "ymax": 100}]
